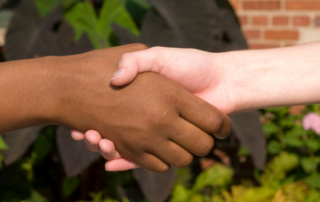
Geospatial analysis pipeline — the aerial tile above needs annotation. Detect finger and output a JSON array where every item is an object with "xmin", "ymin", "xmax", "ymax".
[
  {"xmin": 71, "ymin": 130, "xmax": 85, "ymax": 140},
  {"xmin": 83, "ymin": 130, "xmax": 102, "ymax": 152},
  {"xmin": 130, "ymin": 153, "xmax": 170, "ymax": 173},
  {"xmin": 105, "ymin": 159, "xmax": 140, "ymax": 171},
  {"xmin": 176, "ymin": 89, "xmax": 231, "ymax": 139},
  {"xmin": 99, "ymin": 139, "xmax": 122, "ymax": 160},
  {"xmin": 149, "ymin": 141, "xmax": 193, "ymax": 168},
  {"xmin": 169, "ymin": 118, "xmax": 214, "ymax": 157},
  {"xmin": 111, "ymin": 48, "xmax": 159, "ymax": 86}
]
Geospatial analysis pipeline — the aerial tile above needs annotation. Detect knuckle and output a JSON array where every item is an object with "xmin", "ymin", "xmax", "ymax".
[
  {"xmin": 131, "ymin": 43, "xmax": 149, "ymax": 51},
  {"xmin": 175, "ymin": 155, "xmax": 193, "ymax": 168},
  {"xmin": 158, "ymin": 86, "xmax": 178, "ymax": 104},
  {"xmin": 120, "ymin": 52, "xmax": 132, "ymax": 61},
  {"xmin": 156, "ymin": 164, "xmax": 170, "ymax": 173},
  {"xmin": 198, "ymin": 137, "xmax": 214, "ymax": 156},
  {"xmin": 209, "ymin": 115, "xmax": 223, "ymax": 133}
]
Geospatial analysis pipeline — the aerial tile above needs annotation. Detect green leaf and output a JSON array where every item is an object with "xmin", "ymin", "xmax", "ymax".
[
  {"xmin": 64, "ymin": 1, "xmax": 102, "ymax": 49},
  {"xmin": 267, "ymin": 140, "xmax": 282, "ymax": 155},
  {"xmin": 170, "ymin": 184, "xmax": 190, "ymax": 202},
  {"xmin": 305, "ymin": 189, "xmax": 320, "ymax": 202},
  {"xmin": 304, "ymin": 174, "xmax": 320, "ymax": 188},
  {"xmin": 62, "ymin": 0, "xmax": 79, "ymax": 8},
  {"xmin": 280, "ymin": 116, "xmax": 295, "ymax": 127},
  {"xmin": 263, "ymin": 123, "xmax": 278, "ymax": 135},
  {"xmin": 129, "ymin": 0, "xmax": 151, "ymax": 8},
  {"xmin": 62, "ymin": 177, "xmax": 79, "ymax": 197},
  {"xmin": 0, "ymin": 135, "xmax": 8, "ymax": 150},
  {"xmin": 32, "ymin": 130, "xmax": 53, "ymax": 163},
  {"xmin": 26, "ymin": 190, "xmax": 48, "ymax": 202},
  {"xmin": 192, "ymin": 164, "xmax": 233, "ymax": 193},
  {"xmin": 237, "ymin": 146, "xmax": 250, "ymax": 156},
  {"xmin": 304, "ymin": 139, "xmax": 320, "ymax": 152},
  {"xmin": 285, "ymin": 128, "xmax": 306, "ymax": 137},
  {"xmin": 189, "ymin": 194, "xmax": 204, "ymax": 202},
  {"xmin": 34, "ymin": 0, "xmax": 60, "ymax": 17},
  {"xmin": 98, "ymin": 0, "xmax": 140, "ymax": 47},
  {"xmin": 282, "ymin": 135, "xmax": 304, "ymax": 147},
  {"xmin": 300, "ymin": 157, "xmax": 320, "ymax": 173}
]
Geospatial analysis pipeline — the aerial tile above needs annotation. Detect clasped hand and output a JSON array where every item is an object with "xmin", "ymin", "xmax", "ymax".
[{"xmin": 63, "ymin": 44, "xmax": 231, "ymax": 173}]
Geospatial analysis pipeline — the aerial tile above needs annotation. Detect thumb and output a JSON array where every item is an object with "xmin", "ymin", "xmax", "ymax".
[{"xmin": 111, "ymin": 48, "xmax": 159, "ymax": 86}]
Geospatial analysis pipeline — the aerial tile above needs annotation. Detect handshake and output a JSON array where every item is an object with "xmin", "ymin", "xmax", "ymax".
[{"xmin": 0, "ymin": 43, "xmax": 231, "ymax": 173}]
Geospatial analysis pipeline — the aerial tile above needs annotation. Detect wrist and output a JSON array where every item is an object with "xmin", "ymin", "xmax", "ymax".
[
  {"xmin": 214, "ymin": 50, "xmax": 268, "ymax": 114},
  {"xmin": 0, "ymin": 56, "xmax": 61, "ymax": 132}
]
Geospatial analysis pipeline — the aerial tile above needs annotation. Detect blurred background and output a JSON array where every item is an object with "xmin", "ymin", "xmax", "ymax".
[{"xmin": 0, "ymin": 0, "xmax": 320, "ymax": 201}]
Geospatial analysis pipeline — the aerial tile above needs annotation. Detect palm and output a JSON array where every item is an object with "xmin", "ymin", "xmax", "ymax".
[{"xmin": 157, "ymin": 49, "xmax": 234, "ymax": 114}]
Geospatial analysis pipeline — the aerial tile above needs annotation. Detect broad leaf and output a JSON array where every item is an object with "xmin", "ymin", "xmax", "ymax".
[
  {"xmin": 56, "ymin": 126, "xmax": 99, "ymax": 177},
  {"xmin": 230, "ymin": 110, "xmax": 266, "ymax": 169},
  {"xmin": 133, "ymin": 166, "xmax": 176, "ymax": 202},
  {"xmin": 237, "ymin": 146, "xmax": 250, "ymax": 157},
  {"xmin": 34, "ymin": 0, "xmax": 60, "ymax": 18},
  {"xmin": 147, "ymin": 0, "xmax": 220, "ymax": 51},
  {"xmin": 282, "ymin": 134, "xmax": 304, "ymax": 147},
  {"xmin": 5, "ymin": 0, "xmax": 62, "ymax": 60},
  {"xmin": 304, "ymin": 173, "xmax": 320, "ymax": 188},
  {"xmin": 112, "ymin": 23, "xmax": 140, "ymax": 45},
  {"xmin": 304, "ymin": 139, "xmax": 320, "ymax": 152},
  {"xmin": 267, "ymin": 140, "xmax": 282, "ymax": 155},
  {"xmin": 300, "ymin": 157, "xmax": 320, "ymax": 173},
  {"xmin": 98, "ymin": 0, "xmax": 139, "ymax": 47},
  {"xmin": 170, "ymin": 184, "xmax": 190, "ymax": 202},
  {"xmin": 64, "ymin": 1, "xmax": 101, "ymax": 49},
  {"xmin": 26, "ymin": 190, "xmax": 48, "ymax": 202},
  {"xmin": 140, "ymin": 10, "xmax": 181, "ymax": 47},
  {"xmin": 2, "ymin": 127, "xmax": 43, "ymax": 165},
  {"xmin": 263, "ymin": 123, "xmax": 278, "ymax": 135},
  {"xmin": 40, "ymin": 20, "xmax": 93, "ymax": 56}
]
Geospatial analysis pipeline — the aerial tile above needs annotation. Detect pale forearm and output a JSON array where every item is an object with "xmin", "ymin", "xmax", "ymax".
[{"xmin": 221, "ymin": 42, "xmax": 320, "ymax": 113}]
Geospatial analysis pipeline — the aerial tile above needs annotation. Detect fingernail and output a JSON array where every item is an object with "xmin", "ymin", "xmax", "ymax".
[{"xmin": 111, "ymin": 69, "xmax": 125, "ymax": 80}]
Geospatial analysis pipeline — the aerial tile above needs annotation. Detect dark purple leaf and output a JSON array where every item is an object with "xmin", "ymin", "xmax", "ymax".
[
  {"xmin": 5, "ymin": 0, "xmax": 62, "ymax": 60},
  {"xmin": 147, "ymin": 0, "xmax": 220, "ymax": 51},
  {"xmin": 56, "ymin": 126, "xmax": 99, "ymax": 177},
  {"xmin": 230, "ymin": 110, "xmax": 266, "ymax": 169},
  {"xmin": 2, "ymin": 127, "xmax": 43, "ymax": 165},
  {"xmin": 133, "ymin": 166, "xmax": 176, "ymax": 202},
  {"xmin": 40, "ymin": 20, "xmax": 93, "ymax": 56}
]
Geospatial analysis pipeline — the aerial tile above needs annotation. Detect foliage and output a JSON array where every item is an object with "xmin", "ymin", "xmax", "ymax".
[
  {"xmin": 170, "ymin": 153, "xmax": 310, "ymax": 202},
  {"xmin": 3, "ymin": 0, "xmax": 318, "ymax": 202}
]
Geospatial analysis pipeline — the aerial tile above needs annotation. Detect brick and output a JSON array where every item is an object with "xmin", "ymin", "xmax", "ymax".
[
  {"xmin": 252, "ymin": 16, "xmax": 268, "ymax": 25},
  {"xmin": 229, "ymin": 0, "xmax": 239, "ymax": 11},
  {"xmin": 273, "ymin": 16, "xmax": 289, "ymax": 26},
  {"xmin": 315, "ymin": 16, "xmax": 320, "ymax": 26},
  {"xmin": 286, "ymin": 1, "xmax": 320, "ymax": 10},
  {"xmin": 293, "ymin": 16, "xmax": 310, "ymax": 26},
  {"xmin": 265, "ymin": 30, "xmax": 299, "ymax": 40},
  {"xmin": 243, "ymin": 30, "xmax": 261, "ymax": 39},
  {"xmin": 238, "ymin": 15, "xmax": 248, "ymax": 25},
  {"xmin": 243, "ymin": 0, "xmax": 281, "ymax": 10},
  {"xmin": 249, "ymin": 43, "xmax": 280, "ymax": 49}
]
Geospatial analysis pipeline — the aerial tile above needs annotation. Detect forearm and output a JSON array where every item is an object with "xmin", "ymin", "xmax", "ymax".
[
  {"xmin": 0, "ymin": 57, "xmax": 58, "ymax": 133},
  {"xmin": 221, "ymin": 42, "xmax": 320, "ymax": 113}
]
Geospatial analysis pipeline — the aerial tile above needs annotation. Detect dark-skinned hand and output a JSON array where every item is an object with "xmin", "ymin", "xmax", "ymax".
[{"xmin": 0, "ymin": 44, "xmax": 231, "ymax": 172}]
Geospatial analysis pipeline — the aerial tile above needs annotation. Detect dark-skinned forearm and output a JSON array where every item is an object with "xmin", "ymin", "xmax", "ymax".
[{"xmin": 0, "ymin": 57, "xmax": 59, "ymax": 133}]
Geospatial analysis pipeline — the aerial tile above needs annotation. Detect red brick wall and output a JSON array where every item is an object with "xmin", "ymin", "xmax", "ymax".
[{"xmin": 229, "ymin": 0, "xmax": 320, "ymax": 49}]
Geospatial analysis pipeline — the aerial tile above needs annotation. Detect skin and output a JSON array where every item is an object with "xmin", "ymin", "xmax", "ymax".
[
  {"xmin": 73, "ymin": 42, "xmax": 320, "ymax": 171},
  {"xmin": 0, "ymin": 43, "xmax": 231, "ymax": 173}
]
